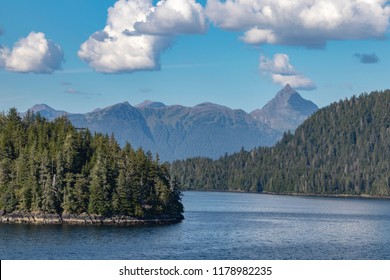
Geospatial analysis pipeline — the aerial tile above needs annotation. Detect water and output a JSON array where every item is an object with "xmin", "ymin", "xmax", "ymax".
[{"xmin": 1, "ymin": 191, "xmax": 390, "ymax": 259}]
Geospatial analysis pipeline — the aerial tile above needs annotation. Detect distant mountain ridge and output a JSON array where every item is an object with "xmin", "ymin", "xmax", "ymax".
[{"xmin": 27, "ymin": 85, "xmax": 317, "ymax": 161}]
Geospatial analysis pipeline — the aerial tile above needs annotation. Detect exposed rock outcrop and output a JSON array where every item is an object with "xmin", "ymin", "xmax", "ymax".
[{"xmin": 0, "ymin": 211, "xmax": 183, "ymax": 226}]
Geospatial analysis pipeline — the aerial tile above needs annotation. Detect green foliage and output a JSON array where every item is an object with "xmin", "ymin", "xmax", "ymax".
[
  {"xmin": 0, "ymin": 110, "xmax": 183, "ymax": 218},
  {"xmin": 171, "ymin": 89, "xmax": 390, "ymax": 197}
]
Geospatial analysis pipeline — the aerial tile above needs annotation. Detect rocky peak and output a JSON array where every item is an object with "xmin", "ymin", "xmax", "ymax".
[
  {"xmin": 276, "ymin": 83, "xmax": 295, "ymax": 97},
  {"xmin": 251, "ymin": 85, "xmax": 318, "ymax": 132}
]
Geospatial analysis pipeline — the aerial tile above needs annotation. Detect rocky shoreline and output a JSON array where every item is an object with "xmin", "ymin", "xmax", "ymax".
[
  {"xmin": 185, "ymin": 189, "xmax": 390, "ymax": 199},
  {"xmin": 261, "ymin": 191, "xmax": 390, "ymax": 200},
  {"xmin": 0, "ymin": 211, "xmax": 183, "ymax": 226}
]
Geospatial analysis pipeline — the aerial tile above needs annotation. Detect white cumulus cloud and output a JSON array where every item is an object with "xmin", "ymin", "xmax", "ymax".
[
  {"xmin": 206, "ymin": 0, "xmax": 390, "ymax": 47},
  {"xmin": 0, "ymin": 47, "xmax": 8, "ymax": 69},
  {"xmin": 0, "ymin": 32, "xmax": 64, "ymax": 74},
  {"xmin": 135, "ymin": 0, "xmax": 206, "ymax": 35},
  {"xmin": 78, "ymin": 0, "xmax": 206, "ymax": 73},
  {"xmin": 260, "ymin": 54, "xmax": 316, "ymax": 90}
]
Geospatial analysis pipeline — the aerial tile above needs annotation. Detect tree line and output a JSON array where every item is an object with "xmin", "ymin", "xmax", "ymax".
[
  {"xmin": 171, "ymin": 89, "xmax": 390, "ymax": 197},
  {"xmin": 0, "ymin": 109, "xmax": 183, "ymax": 219}
]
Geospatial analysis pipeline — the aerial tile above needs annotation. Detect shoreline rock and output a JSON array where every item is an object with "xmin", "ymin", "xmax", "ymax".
[
  {"xmin": 0, "ymin": 211, "xmax": 184, "ymax": 226},
  {"xmin": 184, "ymin": 189, "xmax": 390, "ymax": 200},
  {"xmin": 261, "ymin": 191, "xmax": 390, "ymax": 200}
]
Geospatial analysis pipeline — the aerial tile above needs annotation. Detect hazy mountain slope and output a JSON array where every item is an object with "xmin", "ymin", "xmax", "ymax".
[
  {"xmin": 26, "ymin": 86, "xmax": 317, "ymax": 161},
  {"xmin": 68, "ymin": 102, "xmax": 155, "ymax": 151},
  {"xmin": 137, "ymin": 102, "xmax": 281, "ymax": 160}
]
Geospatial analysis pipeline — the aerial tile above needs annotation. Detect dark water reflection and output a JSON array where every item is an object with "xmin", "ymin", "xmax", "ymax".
[{"xmin": 1, "ymin": 191, "xmax": 390, "ymax": 259}]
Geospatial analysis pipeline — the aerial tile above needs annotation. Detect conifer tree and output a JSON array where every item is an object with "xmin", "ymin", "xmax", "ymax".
[{"xmin": 0, "ymin": 109, "xmax": 183, "ymax": 219}]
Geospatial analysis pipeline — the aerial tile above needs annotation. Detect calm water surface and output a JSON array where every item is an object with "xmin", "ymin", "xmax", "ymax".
[{"xmin": 1, "ymin": 191, "xmax": 390, "ymax": 259}]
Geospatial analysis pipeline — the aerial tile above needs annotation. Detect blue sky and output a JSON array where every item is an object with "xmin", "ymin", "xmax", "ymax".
[{"xmin": 0, "ymin": 0, "xmax": 389, "ymax": 114}]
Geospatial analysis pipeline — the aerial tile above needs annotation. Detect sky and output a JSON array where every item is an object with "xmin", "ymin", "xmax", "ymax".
[{"xmin": 0, "ymin": 0, "xmax": 389, "ymax": 114}]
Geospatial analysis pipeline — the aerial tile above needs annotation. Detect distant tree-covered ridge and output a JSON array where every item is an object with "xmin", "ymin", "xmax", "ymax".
[
  {"xmin": 171, "ymin": 89, "xmax": 390, "ymax": 197},
  {"xmin": 0, "ymin": 109, "xmax": 183, "ymax": 224}
]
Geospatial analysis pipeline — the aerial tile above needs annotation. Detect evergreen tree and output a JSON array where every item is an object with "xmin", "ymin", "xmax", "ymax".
[{"xmin": 0, "ymin": 110, "xmax": 183, "ymax": 220}]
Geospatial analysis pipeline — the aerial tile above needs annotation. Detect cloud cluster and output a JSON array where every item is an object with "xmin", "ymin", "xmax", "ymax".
[
  {"xmin": 354, "ymin": 53, "xmax": 380, "ymax": 64},
  {"xmin": 78, "ymin": 0, "xmax": 206, "ymax": 73},
  {"xmin": 1, "ymin": 0, "xmax": 387, "ymax": 84},
  {"xmin": 260, "ymin": 54, "xmax": 316, "ymax": 90},
  {"xmin": 0, "ymin": 48, "xmax": 6, "ymax": 69},
  {"xmin": 0, "ymin": 32, "xmax": 64, "ymax": 74},
  {"xmin": 206, "ymin": 0, "xmax": 390, "ymax": 47}
]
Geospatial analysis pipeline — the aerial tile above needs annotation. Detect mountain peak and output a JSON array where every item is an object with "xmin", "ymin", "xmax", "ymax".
[
  {"xmin": 136, "ymin": 100, "xmax": 166, "ymax": 108},
  {"xmin": 276, "ymin": 84, "xmax": 297, "ymax": 98},
  {"xmin": 116, "ymin": 101, "xmax": 131, "ymax": 107},
  {"xmin": 284, "ymin": 83, "xmax": 293, "ymax": 91},
  {"xmin": 250, "ymin": 85, "xmax": 318, "ymax": 132},
  {"xmin": 27, "ymin": 104, "xmax": 67, "ymax": 120},
  {"xmin": 101, "ymin": 101, "xmax": 139, "ymax": 113},
  {"xmin": 30, "ymin": 104, "xmax": 55, "ymax": 112}
]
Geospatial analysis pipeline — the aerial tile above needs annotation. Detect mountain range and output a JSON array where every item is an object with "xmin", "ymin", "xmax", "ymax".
[
  {"xmin": 171, "ymin": 89, "xmax": 390, "ymax": 197},
  {"xmin": 27, "ymin": 84, "xmax": 318, "ymax": 161}
]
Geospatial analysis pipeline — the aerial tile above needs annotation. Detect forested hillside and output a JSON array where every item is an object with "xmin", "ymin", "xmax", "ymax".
[
  {"xmin": 171, "ymin": 90, "xmax": 390, "ymax": 197},
  {"xmin": 0, "ymin": 109, "xmax": 183, "ymax": 221}
]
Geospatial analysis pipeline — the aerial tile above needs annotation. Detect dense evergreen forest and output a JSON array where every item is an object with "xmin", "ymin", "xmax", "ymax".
[
  {"xmin": 171, "ymin": 89, "xmax": 390, "ymax": 197},
  {"xmin": 0, "ymin": 109, "xmax": 183, "ymax": 221}
]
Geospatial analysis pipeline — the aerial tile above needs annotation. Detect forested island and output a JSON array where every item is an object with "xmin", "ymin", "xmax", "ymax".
[
  {"xmin": 0, "ymin": 109, "xmax": 183, "ymax": 225},
  {"xmin": 171, "ymin": 89, "xmax": 390, "ymax": 198}
]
